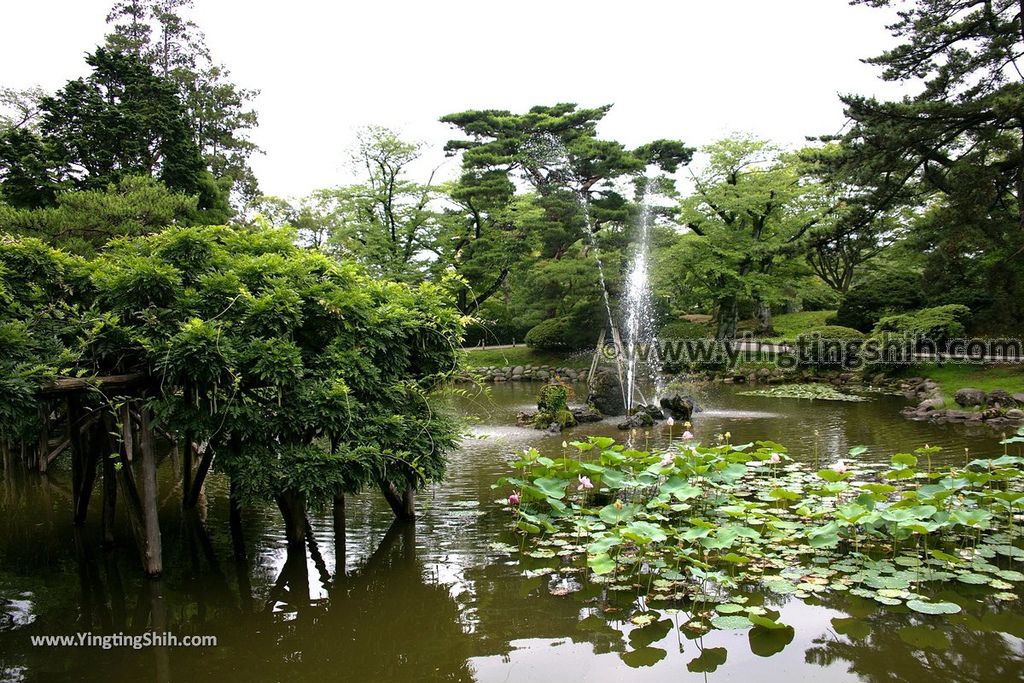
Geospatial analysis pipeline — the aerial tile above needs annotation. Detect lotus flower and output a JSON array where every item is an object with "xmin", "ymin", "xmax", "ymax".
[
  {"xmin": 659, "ymin": 454, "xmax": 674, "ymax": 467},
  {"xmin": 577, "ymin": 475, "xmax": 594, "ymax": 491},
  {"xmin": 769, "ymin": 453, "xmax": 781, "ymax": 464},
  {"xmin": 666, "ymin": 416, "xmax": 675, "ymax": 427},
  {"xmin": 830, "ymin": 460, "xmax": 848, "ymax": 473},
  {"xmin": 508, "ymin": 491, "xmax": 521, "ymax": 507},
  {"xmin": 562, "ymin": 440, "xmax": 568, "ymax": 449},
  {"xmin": 682, "ymin": 430, "xmax": 694, "ymax": 440}
]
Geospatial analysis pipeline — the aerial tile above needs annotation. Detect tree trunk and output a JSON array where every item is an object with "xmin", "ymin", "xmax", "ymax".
[
  {"xmin": 754, "ymin": 299, "xmax": 774, "ymax": 336},
  {"xmin": 333, "ymin": 492, "xmax": 346, "ymax": 577},
  {"xmin": 276, "ymin": 489, "xmax": 307, "ymax": 549},
  {"xmin": 380, "ymin": 481, "xmax": 415, "ymax": 521},
  {"xmin": 716, "ymin": 296, "xmax": 739, "ymax": 340}
]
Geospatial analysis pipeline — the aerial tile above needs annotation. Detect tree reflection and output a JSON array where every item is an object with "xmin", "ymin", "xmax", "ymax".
[{"xmin": 805, "ymin": 595, "xmax": 1024, "ymax": 682}]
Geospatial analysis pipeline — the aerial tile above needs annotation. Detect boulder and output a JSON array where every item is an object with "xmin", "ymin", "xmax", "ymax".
[
  {"xmin": 987, "ymin": 389, "xmax": 1017, "ymax": 408},
  {"xmin": 587, "ymin": 368, "xmax": 625, "ymax": 416},
  {"xmin": 1014, "ymin": 393, "xmax": 1024, "ymax": 405},
  {"xmin": 917, "ymin": 398, "xmax": 944, "ymax": 413},
  {"xmin": 954, "ymin": 388, "xmax": 987, "ymax": 407},
  {"xmin": 1006, "ymin": 408, "xmax": 1024, "ymax": 420},
  {"xmin": 659, "ymin": 392, "xmax": 700, "ymax": 420},
  {"xmin": 616, "ymin": 412, "xmax": 654, "ymax": 430},
  {"xmin": 571, "ymin": 406, "xmax": 603, "ymax": 423}
]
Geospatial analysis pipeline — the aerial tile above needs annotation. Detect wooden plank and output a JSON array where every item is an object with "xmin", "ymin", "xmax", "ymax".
[{"xmin": 36, "ymin": 374, "xmax": 147, "ymax": 398}]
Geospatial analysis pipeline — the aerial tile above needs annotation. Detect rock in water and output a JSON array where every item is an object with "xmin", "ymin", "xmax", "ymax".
[
  {"xmin": 659, "ymin": 391, "xmax": 700, "ymax": 420},
  {"xmin": 587, "ymin": 368, "xmax": 625, "ymax": 416},
  {"xmin": 954, "ymin": 388, "xmax": 987, "ymax": 407}
]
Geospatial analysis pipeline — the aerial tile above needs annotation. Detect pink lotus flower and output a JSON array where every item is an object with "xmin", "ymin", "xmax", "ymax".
[
  {"xmin": 508, "ymin": 491, "xmax": 521, "ymax": 506},
  {"xmin": 577, "ymin": 475, "xmax": 594, "ymax": 491},
  {"xmin": 682, "ymin": 430, "xmax": 694, "ymax": 440},
  {"xmin": 830, "ymin": 460, "xmax": 847, "ymax": 473},
  {"xmin": 666, "ymin": 416, "xmax": 675, "ymax": 427},
  {"xmin": 769, "ymin": 453, "xmax": 781, "ymax": 464},
  {"xmin": 659, "ymin": 454, "xmax": 674, "ymax": 467}
]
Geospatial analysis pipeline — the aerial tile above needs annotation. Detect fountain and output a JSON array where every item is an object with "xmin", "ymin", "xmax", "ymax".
[{"xmin": 622, "ymin": 187, "xmax": 663, "ymax": 412}]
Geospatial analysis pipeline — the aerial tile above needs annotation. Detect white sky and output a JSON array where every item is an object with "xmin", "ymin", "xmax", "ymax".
[{"xmin": 1, "ymin": 0, "xmax": 909, "ymax": 198}]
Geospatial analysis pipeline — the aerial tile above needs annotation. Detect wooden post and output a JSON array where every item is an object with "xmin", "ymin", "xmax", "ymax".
[
  {"xmin": 112, "ymin": 409, "xmax": 151, "ymax": 572},
  {"xmin": 36, "ymin": 402, "xmax": 49, "ymax": 472},
  {"xmin": 102, "ymin": 451, "xmax": 117, "ymax": 546},
  {"xmin": 137, "ymin": 405, "xmax": 162, "ymax": 577}
]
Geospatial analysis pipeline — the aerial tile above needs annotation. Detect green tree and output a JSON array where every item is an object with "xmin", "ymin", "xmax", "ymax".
[
  {"xmin": 679, "ymin": 137, "xmax": 822, "ymax": 338},
  {"xmin": 0, "ymin": 175, "xmax": 197, "ymax": 255},
  {"xmin": 835, "ymin": 0, "xmax": 1024, "ymax": 329},
  {"xmin": 440, "ymin": 103, "xmax": 691, "ymax": 331},
  {"xmin": 104, "ymin": 0, "xmax": 261, "ymax": 204}
]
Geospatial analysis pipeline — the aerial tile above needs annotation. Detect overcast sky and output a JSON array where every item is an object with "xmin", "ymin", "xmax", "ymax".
[{"xmin": 1, "ymin": 0, "xmax": 910, "ymax": 198}]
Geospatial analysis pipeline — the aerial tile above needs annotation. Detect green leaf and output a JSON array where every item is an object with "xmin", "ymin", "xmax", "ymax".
[{"xmin": 906, "ymin": 600, "xmax": 961, "ymax": 615}]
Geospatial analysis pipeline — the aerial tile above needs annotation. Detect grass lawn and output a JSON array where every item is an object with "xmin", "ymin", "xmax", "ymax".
[
  {"xmin": 460, "ymin": 346, "xmax": 592, "ymax": 369},
  {"xmin": 897, "ymin": 363, "xmax": 1024, "ymax": 406},
  {"xmin": 738, "ymin": 310, "xmax": 837, "ymax": 343}
]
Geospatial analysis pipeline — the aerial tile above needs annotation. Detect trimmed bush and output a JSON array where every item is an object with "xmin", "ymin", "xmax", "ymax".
[
  {"xmin": 834, "ymin": 271, "xmax": 923, "ymax": 331},
  {"xmin": 796, "ymin": 326, "xmax": 865, "ymax": 369},
  {"xmin": 525, "ymin": 316, "xmax": 596, "ymax": 351},
  {"xmin": 874, "ymin": 304, "xmax": 971, "ymax": 343}
]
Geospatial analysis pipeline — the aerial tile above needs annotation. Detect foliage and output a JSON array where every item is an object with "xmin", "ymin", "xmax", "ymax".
[
  {"xmin": 874, "ymin": 304, "xmax": 972, "ymax": 343},
  {"xmin": 0, "ymin": 176, "xmax": 197, "ymax": 255},
  {"xmin": 677, "ymin": 137, "xmax": 824, "ymax": 338},
  {"xmin": 532, "ymin": 383, "xmax": 575, "ymax": 429},
  {"xmin": 0, "ymin": 226, "xmax": 465, "ymax": 508},
  {"xmin": 739, "ymin": 384, "xmax": 868, "ymax": 402},
  {"xmin": 104, "ymin": 0, "xmax": 261, "ymax": 205},
  {"xmin": 0, "ymin": 235, "xmax": 87, "ymax": 440},
  {"xmin": 496, "ymin": 433, "xmax": 1024, "ymax": 635},
  {"xmin": 524, "ymin": 316, "xmax": 596, "ymax": 352},
  {"xmin": 831, "ymin": 0, "xmax": 1024, "ymax": 329},
  {"xmin": 834, "ymin": 269, "xmax": 923, "ymax": 331}
]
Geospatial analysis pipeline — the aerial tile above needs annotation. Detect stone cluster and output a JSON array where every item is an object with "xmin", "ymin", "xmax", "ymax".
[
  {"xmin": 901, "ymin": 379, "xmax": 1024, "ymax": 424},
  {"xmin": 458, "ymin": 365, "xmax": 585, "ymax": 383}
]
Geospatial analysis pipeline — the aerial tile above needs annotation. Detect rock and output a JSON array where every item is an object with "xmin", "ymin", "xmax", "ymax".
[
  {"xmin": 659, "ymin": 392, "xmax": 699, "ymax": 420},
  {"xmin": 587, "ymin": 368, "xmax": 625, "ymax": 416},
  {"xmin": 1014, "ymin": 393, "xmax": 1024, "ymax": 405},
  {"xmin": 512, "ymin": 365, "xmax": 525, "ymax": 375},
  {"xmin": 545, "ymin": 422, "xmax": 562, "ymax": 434},
  {"xmin": 987, "ymin": 389, "xmax": 1017, "ymax": 408},
  {"xmin": 917, "ymin": 398, "xmax": 944, "ymax": 413},
  {"xmin": 572, "ymin": 406, "xmax": 603, "ymax": 423},
  {"xmin": 954, "ymin": 388, "xmax": 987, "ymax": 407},
  {"xmin": 982, "ymin": 407, "xmax": 1003, "ymax": 420},
  {"xmin": 535, "ymin": 370, "xmax": 550, "ymax": 381},
  {"xmin": 1006, "ymin": 408, "xmax": 1024, "ymax": 419},
  {"xmin": 616, "ymin": 412, "xmax": 654, "ymax": 430}
]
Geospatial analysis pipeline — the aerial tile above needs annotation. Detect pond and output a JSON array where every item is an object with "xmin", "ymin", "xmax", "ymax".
[{"xmin": 0, "ymin": 381, "xmax": 1021, "ymax": 682}]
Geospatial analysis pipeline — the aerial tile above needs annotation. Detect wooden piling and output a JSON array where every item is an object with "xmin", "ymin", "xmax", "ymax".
[{"xmin": 136, "ymin": 406, "xmax": 163, "ymax": 577}]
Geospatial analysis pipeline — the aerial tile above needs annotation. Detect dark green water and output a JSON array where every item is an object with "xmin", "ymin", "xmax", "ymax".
[{"xmin": 1, "ymin": 382, "xmax": 1021, "ymax": 682}]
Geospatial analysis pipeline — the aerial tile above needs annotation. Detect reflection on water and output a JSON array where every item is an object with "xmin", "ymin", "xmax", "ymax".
[{"xmin": 0, "ymin": 381, "xmax": 1021, "ymax": 682}]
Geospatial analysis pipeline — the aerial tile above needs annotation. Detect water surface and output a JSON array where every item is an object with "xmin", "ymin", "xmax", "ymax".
[{"xmin": 0, "ymin": 382, "xmax": 1020, "ymax": 682}]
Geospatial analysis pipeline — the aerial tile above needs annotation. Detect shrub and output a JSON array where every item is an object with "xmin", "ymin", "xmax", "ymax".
[
  {"xmin": 532, "ymin": 383, "xmax": 575, "ymax": 429},
  {"xmin": 795, "ymin": 326, "xmax": 865, "ymax": 369},
  {"xmin": 659, "ymin": 319, "xmax": 711, "ymax": 340},
  {"xmin": 525, "ymin": 316, "xmax": 596, "ymax": 351},
  {"xmin": 874, "ymin": 304, "xmax": 971, "ymax": 343},
  {"xmin": 834, "ymin": 271, "xmax": 923, "ymax": 331}
]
